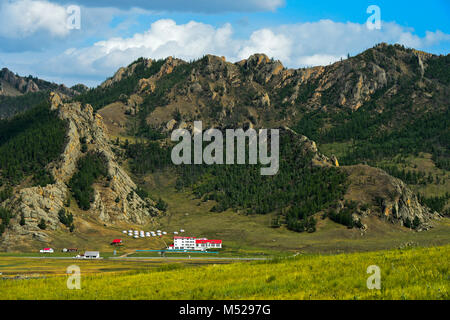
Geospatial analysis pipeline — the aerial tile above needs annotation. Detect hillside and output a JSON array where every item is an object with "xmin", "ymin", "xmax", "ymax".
[
  {"xmin": 0, "ymin": 93, "xmax": 162, "ymax": 251},
  {"xmin": 0, "ymin": 68, "xmax": 88, "ymax": 119},
  {"xmin": 75, "ymin": 44, "xmax": 449, "ymax": 177},
  {"xmin": 0, "ymin": 43, "xmax": 449, "ymax": 252}
]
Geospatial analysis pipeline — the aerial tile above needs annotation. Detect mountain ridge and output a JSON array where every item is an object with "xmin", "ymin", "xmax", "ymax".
[{"xmin": 0, "ymin": 43, "xmax": 448, "ymax": 251}]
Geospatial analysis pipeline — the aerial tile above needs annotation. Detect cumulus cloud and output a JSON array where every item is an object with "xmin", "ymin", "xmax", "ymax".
[
  {"xmin": 46, "ymin": 18, "xmax": 450, "ymax": 79},
  {"xmin": 0, "ymin": 0, "xmax": 148, "ymax": 52},
  {"xmin": 45, "ymin": 19, "xmax": 239, "ymax": 77},
  {"xmin": 237, "ymin": 28, "xmax": 292, "ymax": 62},
  {"xmin": 0, "ymin": 0, "xmax": 70, "ymax": 38},
  {"xmin": 53, "ymin": 0, "xmax": 285, "ymax": 13}
]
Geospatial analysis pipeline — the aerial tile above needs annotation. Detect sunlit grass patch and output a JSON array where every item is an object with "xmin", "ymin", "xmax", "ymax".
[{"xmin": 0, "ymin": 245, "xmax": 448, "ymax": 300}]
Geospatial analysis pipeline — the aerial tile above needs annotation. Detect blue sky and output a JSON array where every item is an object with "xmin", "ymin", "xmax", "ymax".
[{"xmin": 0, "ymin": 0, "xmax": 448, "ymax": 87}]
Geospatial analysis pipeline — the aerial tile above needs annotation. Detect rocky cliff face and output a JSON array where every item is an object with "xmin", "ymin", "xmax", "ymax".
[
  {"xmin": 0, "ymin": 93, "xmax": 160, "ymax": 247},
  {"xmin": 342, "ymin": 165, "xmax": 438, "ymax": 231}
]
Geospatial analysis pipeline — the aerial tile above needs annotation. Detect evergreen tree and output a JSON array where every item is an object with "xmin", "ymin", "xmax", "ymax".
[{"xmin": 37, "ymin": 219, "xmax": 46, "ymax": 230}]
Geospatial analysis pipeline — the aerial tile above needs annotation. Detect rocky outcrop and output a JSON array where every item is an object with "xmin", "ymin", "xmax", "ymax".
[
  {"xmin": 100, "ymin": 59, "xmax": 151, "ymax": 89},
  {"xmin": 138, "ymin": 57, "xmax": 185, "ymax": 94},
  {"xmin": 0, "ymin": 68, "xmax": 75, "ymax": 97},
  {"xmin": 379, "ymin": 177, "xmax": 434, "ymax": 230},
  {"xmin": 237, "ymin": 54, "xmax": 288, "ymax": 84},
  {"xmin": 342, "ymin": 165, "xmax": 438, "ymax": 231},
  {"xmin": 282, "ymin": 126, "xmax": 339, "ymax": 168},
  {"xmin": 0, "ymin": 93, "xmax": 160, "ymax": 247},
  {"xmin": 50, "ymin": 92, "xmax": 160, "ymax": 224}
]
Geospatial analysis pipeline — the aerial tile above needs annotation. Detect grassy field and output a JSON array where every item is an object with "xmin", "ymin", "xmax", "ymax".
[
  {"xmin": 0, "ymin": 256, "xmax": 233, "ymax": 276},
  {"xmin": 0, "ymin": 245, "xmax": 448, "ymax": 300}
]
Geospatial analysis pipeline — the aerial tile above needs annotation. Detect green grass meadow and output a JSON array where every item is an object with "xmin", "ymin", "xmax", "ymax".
[{"xmin": 1, "ymin": 245, "xmax": 448, "ymax": 300}]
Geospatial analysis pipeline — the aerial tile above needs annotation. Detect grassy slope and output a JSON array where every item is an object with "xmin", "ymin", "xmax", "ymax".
[
  {"xmin": 137, "ymin": 170, "xmax": 450, "ymax": 254},
  {"xmin": 1, "ymin": 245, "xmax": 448, "ymax": 299}
]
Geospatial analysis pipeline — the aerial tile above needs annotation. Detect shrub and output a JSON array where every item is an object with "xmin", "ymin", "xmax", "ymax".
[{"xmin": 37, "ymin": 219, "xmax": 46, "ymax": 230}]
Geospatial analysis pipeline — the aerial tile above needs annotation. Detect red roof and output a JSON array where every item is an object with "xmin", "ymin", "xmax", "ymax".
[
  {"xmin": 43, "ymin": 248, "xmax": 52, "ymax": 250},
  {"xmin": 112, "ymin": 239, "xmax": 122, "ymax": 243},
  {"xmin": 195, "ymin": 239, "xmax": 222, "ymax": 244}
]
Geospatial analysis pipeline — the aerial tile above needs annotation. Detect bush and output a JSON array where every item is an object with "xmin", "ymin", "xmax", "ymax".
[
  {"xmin": 0, "ymin": 186, "xmax": 13, "ymax": 202},
  {"xmin": 413, "ymin": 216, "xmax": 421, "ymax": 229},
  {"xmin": 156, "ymin": 197, "xmax": 168, "ymax": 212},
  {"xmin": 0, "ymin": 207, "xmax": 12, "ymax": 235},
  {"xmin": 328, "ymin": 207, "xmax": 355, "ymax": 228},
  {"xmin": 58, "ymin": 208, "xmax": 74, "ymax": 229},
  {"xmin": 37, "ymin": 219, "xmax": 46, "ymax": 230}
]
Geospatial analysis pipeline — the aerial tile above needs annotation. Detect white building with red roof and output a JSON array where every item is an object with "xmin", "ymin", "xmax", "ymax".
[
  {"xmin": 39, "ymin": 248, "xmax": 54, "ymax": 253},
  {"xmin": 169, "ymin": 236, "xmax": 222, "ymax": 251}
]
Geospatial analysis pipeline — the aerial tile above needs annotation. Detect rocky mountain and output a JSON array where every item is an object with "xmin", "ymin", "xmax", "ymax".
[
  {"xmin": 0, "ymin": 43, "xmax": 448, "ymax": 249},
  {"xmin": 77, "ymin": 44, "xmax": 448, "ymax": 166}
]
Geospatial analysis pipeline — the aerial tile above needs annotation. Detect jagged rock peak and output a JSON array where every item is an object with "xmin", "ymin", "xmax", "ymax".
[{"xmin": 100, "ymin": 58, "xmax": 154, "ymax": 89}]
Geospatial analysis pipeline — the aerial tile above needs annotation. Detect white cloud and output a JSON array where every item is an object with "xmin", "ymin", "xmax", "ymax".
[
  {"xmin": 53, "ymin": 0, "xmax": 285, "ymax": 13},
  {"xmin": 47, "ymin": 19, "xmax": 240, "ymax": 77},
  {"xmin": 0, "ymin": 0, "xmax": 70, "ymax": 38},
  {"xmin": 0, "ymin": 1, "xmax": 151, "ymax": 53},
  {"xmin": 95, "ymin": 19, "xmax": 233, "ymax": 57},
  {"xmin": 237, "ymin": 28, "xmax": 292, "ymax": 62},
  {"xmin": 296, "ymin": 54, "xmax": 346, "ymax": 67}
]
